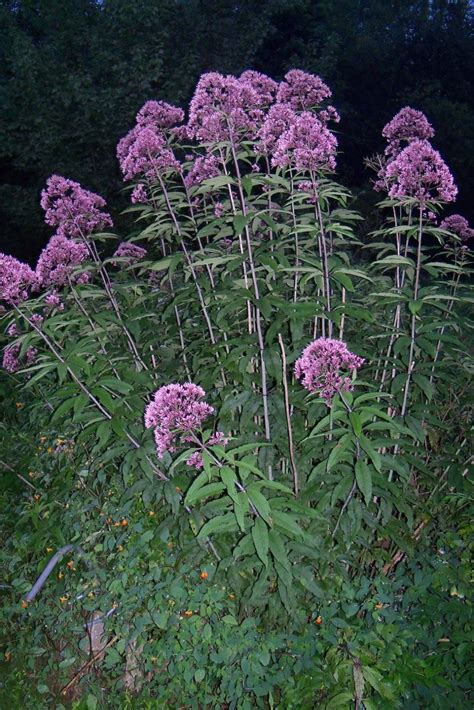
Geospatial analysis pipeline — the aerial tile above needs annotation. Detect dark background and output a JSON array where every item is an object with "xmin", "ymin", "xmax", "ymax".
[{"xmin": 1, "ymin": 0, "xmax": 473, "ymax": 263}]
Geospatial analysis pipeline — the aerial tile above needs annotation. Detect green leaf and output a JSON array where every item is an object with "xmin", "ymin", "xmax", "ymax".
[
  {"xmin": 349, "ymin": 412, "xmax": 362, "ymax": 437},
  {"xmin": 251, "ymin": 518, "xmax": 269, "ymax": 566},
  {"xmin": 359, "ymin": 435, "xmax": 382, "ymax": 472},
  {"xmin": 268, "ymin": 529, "xmax": 291, "ymax": 571},
  {"xmin": 247, "ymin": 484, "xmax": 272, "ymax": 523},
  {"xmin": 355, "ymin": 459, "xmax": 372, "ymax": 505},
  {"xmin": 194, "ymin": 669, "xmax": 205, "ymax": 683},
  {"xmin": 413, "ymin": 373, "xmax": 434, "ymax": 401},
  {"xmin": 197, "ymin": 513, "xmax": 238, "ymax": 540}
]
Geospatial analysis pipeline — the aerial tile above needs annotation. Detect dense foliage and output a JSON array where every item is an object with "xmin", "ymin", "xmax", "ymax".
[
  {"xmin": 0, "ymin": 68, "xmax": 472, "ymax": 709},
  {"xmin": 1, "ymin": 0, "xmax": 474, "ymax": 261}
]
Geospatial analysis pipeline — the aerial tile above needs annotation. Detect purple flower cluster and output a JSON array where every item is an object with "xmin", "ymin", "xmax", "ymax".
[
  {"xmin": 131, "ymin": 184, "xmax": 149, "ymax": 204},
  {"xmin": 186, "ymin": 72, "xmax": 262, "ymax": 142},
  {"xmin": 35, "ymin": 235, "xmax": 90, "ymax": 288},
  {"xmin": 41, "ymin": 175, "xmax": 113, "ymax": 240},
  {"xmin": 186, "ymin": 431, "xmax": 229, "ymax": 470},
  {"xmin": 239, "ymin": 70, "xmax": 278, "ymax": 108},
  {"xmin": 184, "ymin": 154, "xmax": 221, "ymax": 188},
  {"xmin": 272, "ymin": 111, "xmax": 337, "ymax": 172},
  {"xmin": 276, "ymin": 69, "xmax": 332, "ymax": 111},
  {"xmin": 2, "ymin": 342, "xmax": 37, "ymax": 373},
  {"xmin": 257, "ymin": 103, "xmax": 297, "ymax": 154},
  {"xmin": 295, "ymin": 338, "xmax": 364, "ymax": 405},
  {"xmin": 385, "ymin": 140, "xmax": 457, "ymax": 203},
  {"xmin": 117, "ymin": 127, "xmax": 180, "ymax": 181},
  {"xmin": 439, "ymin": 214, "xmax": 474, "ymax": 242},
  {"xmin": 382, "ymin": 107, "xmax": 434, "ymax": 159},
  {"xmin": 136, "ymin": 100, "xmax": 185, "ymax": 129},
  {"xmin": 112, "ymin": 242, "xmax": 147, "ymax": 265},
  {"xmin": 0, "ymin": 254, "xmax": 37, "ymax": 305},
  {"xmin": 45, "ymin": 291, "xmax": 64, "ymax": 311},
  {"xmin": 144, "ymin": 383, "xmax": 214, "ymax": 459}
]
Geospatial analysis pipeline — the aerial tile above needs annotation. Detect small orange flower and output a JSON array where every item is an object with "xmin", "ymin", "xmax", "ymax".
[
  {"xmin": 112, "ymin": 601, "xmax": 118, "ymax": 609},
  {"xmin": 375, "ymin": 602, "xmax": 383, "ymax": 610},
  {"xmin": 4, "ymin": 651, "xmax": 12, "ymax": 661},
  {"xmin": 39, "ymin": 436, "xmax": 47, "ymax": 443},
  {"xmin": 59, "ymin": 596, "xmax": 68, "ymax": 604},
  {"xmin": 87, "ymin": 592, "xmax": 94, "ymax": 599},
  {"xmin": 113, "ymin": 521, "xmax": 121, "ymax": 527},
  {"xmin": 15, "ymin": 402, "xmax": 23, "ymax": 409},
  {"xmin": 117, "ymin": 545, "xmax": 124, "ymax": 552},
  {"xmin": 228, "ymin": 593, "xmax": 236, "ymax": 600},
  {"xmin": 46, "ymin": 547, "xmax": 53, "ymax": 553},
  {"xmin": 175, "ymin": 486, "xmax": 182, "ymax": 493},
  {"xmin": 200, "ymin": 571, "xmax": 209, "ymax": 580},
  {"xmin": 121, "ymin": 519, "xmax": 128, "ymax": 527},
  {"xmin": 33, "ymin": 494, "xmax": 40, "ymax": 501},
  {"xmin": 183, "ymin": 610, "xmax": 193, "ymax": 617},
  {"xmin": 167, "ymin": 542, "xmax": 173, "ymax": 548},
  {"xmin": 315, "ymin": 615, "xmax": 322, "ymax": 625},
  {"xmin": 106, "ymin": 517, "xmax": 112, "ymax": 524},
  {"xmin": 148, "ymin": 510, "xmax": 155, "ymax": 517},
  {"xmin": 28, "ymin": 471, "xmax": 35, "ymax": 478},
  {"xmin": 20, "ymin": 600, "xmax": 28, "ymax": 609},
  {"xmin": 66, "ymin": 560, "xmax": 76, "ymax": 570},
  {"xmin": 47, "ymin": 447, "xmax": 54, "ymax": 454}
]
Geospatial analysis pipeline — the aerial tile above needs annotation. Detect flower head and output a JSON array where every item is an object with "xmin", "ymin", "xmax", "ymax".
[
  {"xmin": 257, "ymin": 103, "xmax": 297, "ymax": 154},
  {"xmin": 295, "ymin": 337, "xmax": 364, "ymax": 405},
  {"xmin": 439, "ymin": 214, "xmax": 474, "ymax": 242},
  {"xmin": 385, "ymin": 140, "xmax": 457, "ymax": 203},
  {"xmin": 239, "ymin": 70, "xmax": 278, "ymax": 108},
  {"xmin": 41, "ymin": 175, "xmax": 113, "ymax": 239},
  {"xmin": 276, "ymin": 70, "xmax": 332, "ymax": 111},
  {"xmin": 184, "ymin": 154, "xmax": 221, "ymax": 188},
  {"xmin": 144, "ymin": 383, "xmax": 214, "ymax": 459},
  {"xmin": 186, "ymin": 72, "xmax": 261, "ymax": 142},
  {"xmin": 111, "ymin": 242, "xmax": 147, "ymax": 265},
  {"xmin": 2, "ymin": 343, "xmax": 37, "ymax": 373},
  {"xmin": 0, "ymin": 254, "xmax": 37, "ymax": 305},
  {"xmin": 272, "ymin": 112, "xmax": 337, "ymax": 173},
  {"xmin": 35, "ymin": 235, "xmax": 90, "ymax": 288},
  {"xmin": 136, "ymin": 100, "xmax": 184, "ymax": 129},
  {"xmin": 383, "ymin": 107, "xmax": 434, "ymax": 158},
  {"xmin": 117, "ymin": 126, "xmax": 180, "ymax": 181},
  {"xmin": 131, "ymin": 184, "xmax": 149, "ymax": 204},
  {"xmin": 45, "ymin": 291, "xmax": 64, "ymax": 312}
]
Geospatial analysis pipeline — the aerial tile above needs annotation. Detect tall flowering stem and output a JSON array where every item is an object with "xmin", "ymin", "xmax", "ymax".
[{"xmin": 227, "ymin": 131, "xmax": 272, "ymax": 459}]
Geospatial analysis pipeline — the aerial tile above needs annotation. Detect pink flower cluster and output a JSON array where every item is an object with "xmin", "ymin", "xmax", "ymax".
[
  {"xmin": 41, "ymin": 175, "xmax": 113, "ymax": 239},
  {"xmin": 439, "ymin": 214, "xmax": 474, "ymax": 242},
  {"xmin": 276, "ymin": 69, "xmax": 332, "ymax": 111},
  {"xmin": 184, "ymin": 154, "xmax": 221, "ymax": 188},
  {"xmin": 144, "ymin": 383, "xmax": 214, "ymax": 459},
  {"xmin": 112, "ymin": 242, "xmax": 147, "ymax": 265},
  {"xmin": 136, "ymin": 100, "xmax": 184, "ymax": 129},
  {"xmin": 35, "ymin": 235, "xmax": 90, "ymax": 288},
  {"xmin": 186, "ymin": 72, "xmax": 262, "ymax": 142},
  {"xmin": 186, "ymin": 431, "xmax": 229, "ymax": 470},
  {"xmin": 272, "ymin": 111, "xmax": 337, "ymax": 172},
  {"xmin": 295, "ymin": 337, "xmax": 364, "ymax": 405},
  {"xmin": 45, "ymin": 291, "xmax": 64, "ymax": 311},
  {"xmin": 0, "ymin": 254, "xmax": 37, "ymax": 305},
  {"xmin": 117, "ymin": 127, "xmax": 180, "ymax": 181},
  {"xmin": 385, "ymin": 140, "xmax": 457, "ymax": 203},
  {"xmin": 382, "ymin": 107, "xmax": 434, "ymax": 159},
  {"xmin": 117, "ymin": 99, "xmax": 183, "ymax": 186},
  {"xmin": 375, "ymin": 106, "xmax": 456, "ymax": 202},
  {"xmin": 257, "ymin": 70, "xmax": 339, "ymax": 171},
  {"xmin": 2, "ymin": 342, "xmax": 37, "ymax": 373}
]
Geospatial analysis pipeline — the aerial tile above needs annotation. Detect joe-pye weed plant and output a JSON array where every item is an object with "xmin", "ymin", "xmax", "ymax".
[{"xmin": 0, "ymin": 70, "xmax": 472, "ymax": 709}]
